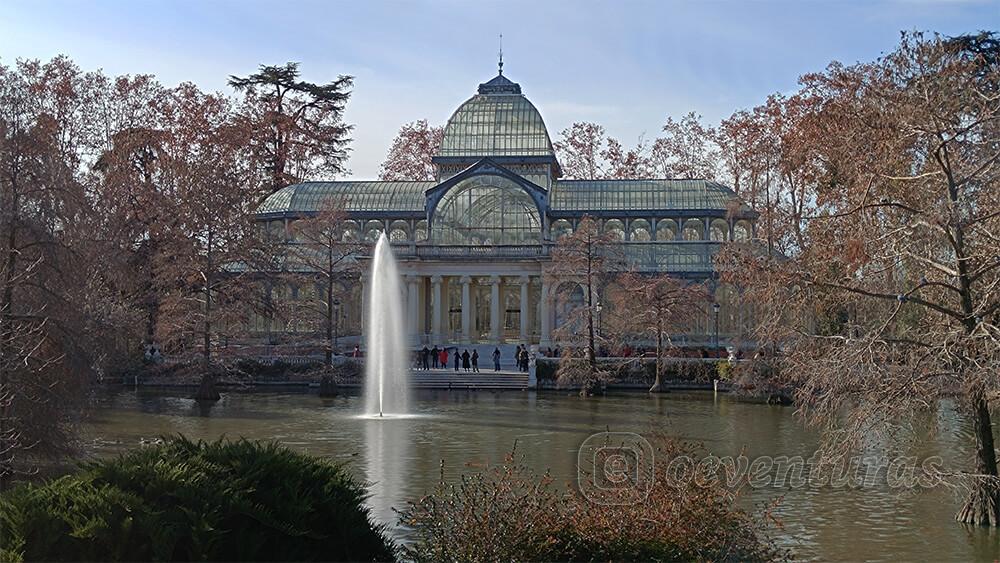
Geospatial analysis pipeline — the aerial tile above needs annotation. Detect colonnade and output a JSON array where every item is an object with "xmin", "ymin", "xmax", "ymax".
[{"xmin": 361, "ymin": 272, "xmax": 552, "ymax": 346}]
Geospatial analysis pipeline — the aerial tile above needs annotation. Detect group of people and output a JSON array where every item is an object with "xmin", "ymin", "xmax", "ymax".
[
  {"xmin": 413, "ymin": 344, "xmax": 532, "ymax": 373},
  {"xmin": 415, "ymin": 345, "xmax": 482, "ymax": 372},
  {"xmin": 513, "ymin": 345, "xmax": 530, "ymax": 372}
]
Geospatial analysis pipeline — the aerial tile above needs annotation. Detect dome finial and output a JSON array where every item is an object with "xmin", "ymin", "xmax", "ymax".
[{"xmin": 498, "ymin": 33, "xmax": 504, "ymax": 75}]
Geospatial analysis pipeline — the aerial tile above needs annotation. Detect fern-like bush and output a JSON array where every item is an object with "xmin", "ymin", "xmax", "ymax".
[{"xmin": 0, "ymin": 437, "xmax": 395, "ymax": 562}]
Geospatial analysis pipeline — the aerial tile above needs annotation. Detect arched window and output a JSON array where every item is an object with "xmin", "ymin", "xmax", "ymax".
[
  {"xmin": 682, "ymin": 219, "xmax": 703, "ymax": 241},
  {"xmin": 341, "ymin": 220, "xmax": 360, "ymax": 242},
  {"xmin": 551, "ymin": 219, "xmax": 573, "ymax": 240},
  {"xmin": 433, "ymin": 175, "xmax": 541, "ymax": 245},
  {"xmin": 389, "ymin": 220, "xmax": 410, "ymax": 242},
  {"xmin": 604, "ymin": 219, "xmax": 625, "ymax": 241},
  {"xmin": 733, "ymin": 220, "xmax": 752, "ymax": 243},
  {"xmin": 415, "ymin": 220, "xmax": 428, "ymax": 242},
  {"xmin": 710, "ymin": 219, "xmax": 729, "ymax": 242},
  {"xmin": 629, "ymin": 219, "xmax": 651, "ymax": 242},
  {"xmin": 655, "ymin": 219, "xmax": 677, "ymax": 241},
  {"xmin": 364, "ymin": 220, "xmax": 384, "ymax": 243}
]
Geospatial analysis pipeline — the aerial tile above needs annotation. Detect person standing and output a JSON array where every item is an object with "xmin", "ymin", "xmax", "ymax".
[
  {"xmin": 352, "ymin": 345, "xmax": 361, "ymax": 358},
  {"xmin": 420, "ymin": 346, "xmax": 429, "ymax": 370},
  {"xmin": 492, "ymin": 347, "xmax": 501, "ymax": 371},
  {"xmin": 461, "ymin": 349, "xmax": 471, "ymax": 372},
  {"xmin": 471, "ymin": 350, "xmax": 480, "ymax": 372},
  {"xmin": 519, "ymin": 347, "xmax": 528, "ymax": 372},
  {"xmin": 431, "ymin": 345, "xmax": 440, "ymax": 369},
  {"xmin": 513, "ymin": 345, "xmax": 522, "ymax": 371},
  {"xmin": 454, "ymin": 348, "xmax": 460, "ymax": 371},
  {"xmin": 441, "ymin": 347, "xmax": 449, "ymax": 370}
]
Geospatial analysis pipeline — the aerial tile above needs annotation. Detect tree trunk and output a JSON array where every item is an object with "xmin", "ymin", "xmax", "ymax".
[
  {"xmin": 957, "ymin": 397, "xmax": 1000, "ymax": 526},
  {"xmin": 650, "ymin": 321, "xmax": 664, "ymax": 393},
  {"xmin": 325, "ymin": 265, "xmax": 334, "ymax": 367}
]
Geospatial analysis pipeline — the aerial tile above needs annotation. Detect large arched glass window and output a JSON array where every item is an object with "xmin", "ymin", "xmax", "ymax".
[{"xmin": 433, "ymin": 175, "xmax": 541, "ymax": 245}]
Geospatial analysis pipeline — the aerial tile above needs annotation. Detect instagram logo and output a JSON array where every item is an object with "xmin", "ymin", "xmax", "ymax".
[{"xmin": 577, "ymin": 432, "xmax": 654, "ymax": 505}]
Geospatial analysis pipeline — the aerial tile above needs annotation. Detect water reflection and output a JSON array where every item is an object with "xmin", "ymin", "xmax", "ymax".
[
  {"xmin": 80, "ymin": 388, "xmax": 1000, "ymax": 562},
  {"xmin": 364, "ymin": 417, "xmax": 411, "ymax": 532}
]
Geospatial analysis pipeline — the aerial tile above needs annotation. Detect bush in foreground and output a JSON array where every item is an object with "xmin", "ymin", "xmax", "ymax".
[
  {"xmin": 400, "ymin": 439, "xmax": 781, "ymax": 562},
  {"xmin": 0, "ymin": 437, "xmax": 395, "ymax": 562}
]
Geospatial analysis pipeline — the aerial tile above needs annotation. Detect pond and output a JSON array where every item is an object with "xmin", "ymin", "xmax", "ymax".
[{"xmin": 82, "ymin": 388, "xmax": 998, "ymax": 561}]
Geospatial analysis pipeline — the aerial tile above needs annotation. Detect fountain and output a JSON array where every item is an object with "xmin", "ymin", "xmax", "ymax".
[{"xmin": 363, "ymin": 232, "xmax": 410, "ymax": 417}]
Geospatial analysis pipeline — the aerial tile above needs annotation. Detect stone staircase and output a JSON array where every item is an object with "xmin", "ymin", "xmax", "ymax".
[{"xmin": 410, "ymin": 370, "xmax": 529, "ymax": 390}]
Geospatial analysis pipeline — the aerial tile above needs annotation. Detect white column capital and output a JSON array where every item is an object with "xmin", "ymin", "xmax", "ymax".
[
  {"xmin": 405, "ymin": 274, "xmax": 419, "ymax": 284},
  {"xmin": 518, "ymin": 275, "xmax": 530, "ymax": 285},
  {"xmin": 489, "ymin": 274, "xmax": 501, "ymax": 285},
  {"xmin": 460, "ymin": 275, "xmax": 472, "ymax": 284},
  {"xmin": 431, "ymin": 275, "xmax": 443, "ymax": 285}
]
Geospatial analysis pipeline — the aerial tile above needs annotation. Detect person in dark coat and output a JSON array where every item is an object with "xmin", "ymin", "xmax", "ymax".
[
  {"xmin": 492, "ymin": 347, "xmax": 502, "ymax": 371},
  {"xmin": 431, "ymin": 345, "xmax": 440, "ymax": 368},
  {"xmin": 454, "ymin": 348, "xmax": 460, "ymax": 371},
  {"xmin": 420, "ymin": 346, "xmax": 430, "ymax": 370},
  {"xmin": 461, "ymin": 350, "xmax": 471, "ymax": 372},
  {"xmin": 471, "ymin": 350, "xmax": 480, "ymax": 372},
  {"xmin": 514, "ymin": 345, "xmax": 522, "ymax": 371}
]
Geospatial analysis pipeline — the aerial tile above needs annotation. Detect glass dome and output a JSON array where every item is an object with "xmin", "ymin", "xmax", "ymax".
[
  {"xmin": 438, "ymin": 74, "xmax": 554, "ymax": 158},
  {"xmin": 432, "ymin": 174, "xmax": 541, "ymax": 245}
]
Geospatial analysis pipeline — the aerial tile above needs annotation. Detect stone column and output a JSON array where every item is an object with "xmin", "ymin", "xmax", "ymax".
[
  {"xmin": 539, "ymin": 277, "xmax": 552, "ymax": 348},
  {"xmin": 490, "ymin": 275, "xmax": 501, "ymax": 343},
  {"xmin": 430, "ymin": 275, "xmax": 443, "ymax": 344},
  {"xmin": 460, "ymin": 275, "xmax": 472, "ymax": 343},
  {"xmin": 406, "ymin": 275, "xmax": 420, "ymax": 345},
  {"xmin": 519, "ymin": 275, "xmax": 530, "ymax": 342}
]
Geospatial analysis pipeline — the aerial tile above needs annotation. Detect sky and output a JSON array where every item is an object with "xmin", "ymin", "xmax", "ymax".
[{"xmin": 3, "ymin": 0, "xmax": 997, "ymax": 178}]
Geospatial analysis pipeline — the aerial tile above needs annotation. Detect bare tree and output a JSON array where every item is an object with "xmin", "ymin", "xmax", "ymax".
[
  {"xmin": 612, "ymin": 273, "xmax": 708, "ymax": 392},
  {"xmin": 286, "ymin": 200, "xmax": 363, "ymax": 365},
  {"xmin": 721, "ymin": 32, "xmax": 1000, "ymax": 525},
  {"xmin": 550, "ymin": 216, "xmax": 624, "ymax": 395},
  {"xmin": 553, "ymin": 122, "xmax": 650, "ymax": 180},
  {"xmin": 378, "ymin": 119, "xmax": 443, "ymax": 181},
  {"xmin": 154, "ymin": 85, "xmax": 262, "ymax": 368},
  {"xmin": 650, "ymin": 112, "xmax": 720, "ymax": 180}
]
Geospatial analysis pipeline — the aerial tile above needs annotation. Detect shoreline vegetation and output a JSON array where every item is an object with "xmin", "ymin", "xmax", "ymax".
[{"xmin": 1, "ymin": 436, "xmax": 781, "ymax": 563}]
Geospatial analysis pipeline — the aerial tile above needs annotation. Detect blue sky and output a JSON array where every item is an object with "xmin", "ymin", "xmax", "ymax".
[{"xmin": 3, "ymin": 0, "xmax": 997, "ymax": 178}]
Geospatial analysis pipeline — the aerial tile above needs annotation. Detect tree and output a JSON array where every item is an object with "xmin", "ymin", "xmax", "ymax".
[
  {"xmin": 650, "ymin": 112, "xmax": 720, "ymax": 180},
  {"xmin": 0, "ymin": 57, "xmax": 118, "ymax": 485},
  {"xmin": 721, "ymin": 32, "xmax": 1000, "ymax": 525},
  {"xmin": 230, "ymin": 63, "xmax": 353, "ymax": 197},
  {"xmin": 553, "ymin": 122, "xmax": 650, "ymax": 180},
  {"xmin": 612, "ymin": 273, "xmax": 707, "ymax": 392},
  {"xmin": 154, "ymin": 84, "xmax": 262, "ymax": 367},
  {"xmin": 286, "ymin": 200, "xmax": 363, "ymax": 365},
  {"xmin": 378, "ymin": 119, "xmax": 443, "ymax": 181},
  {"xmin": 550, "ymin": 216, "xmax": 624, "ymax": 395}
]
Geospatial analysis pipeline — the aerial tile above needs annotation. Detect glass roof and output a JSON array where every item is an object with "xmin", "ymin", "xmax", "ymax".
[
  {"xmin": 258, "ymin": 182, "xmax": 435, "ymax": 215},
  {"xmin": 550, "ymin": 179, "xmax": 737, "ymax": 211},
  {"xmin": 438, "ymin": 79, "xmax": 554, "ymax": 158}
]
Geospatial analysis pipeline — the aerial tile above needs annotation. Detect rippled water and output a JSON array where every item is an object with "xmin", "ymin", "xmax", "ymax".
[{"xmin": 82, "ymin": 388, "xmax": 999, "ymax": 561}]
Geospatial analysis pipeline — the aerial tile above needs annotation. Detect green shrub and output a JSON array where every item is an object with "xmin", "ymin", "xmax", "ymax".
[{"xmin": 0, "ymin": 437, "xmax": 395, "ymax": 562}]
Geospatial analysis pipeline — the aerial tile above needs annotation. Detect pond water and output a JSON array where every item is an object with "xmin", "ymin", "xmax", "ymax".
[{"xmin": 82, "ymin": 388, "xmax": 998, "ymax": 561}]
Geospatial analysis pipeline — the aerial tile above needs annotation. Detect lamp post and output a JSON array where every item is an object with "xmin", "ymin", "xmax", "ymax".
[{"xmin": 712, "ymin": 302, "xmax": 720, "ymax": 355}]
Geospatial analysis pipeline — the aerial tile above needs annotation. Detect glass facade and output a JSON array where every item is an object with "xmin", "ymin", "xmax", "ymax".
[
  {"xmin": 252, "ymin": 72, "xmax": 759, "ymax": 345},
  {"xmin": 432, "ymin": 175, "xmax": 541, "ymax": 245}
]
